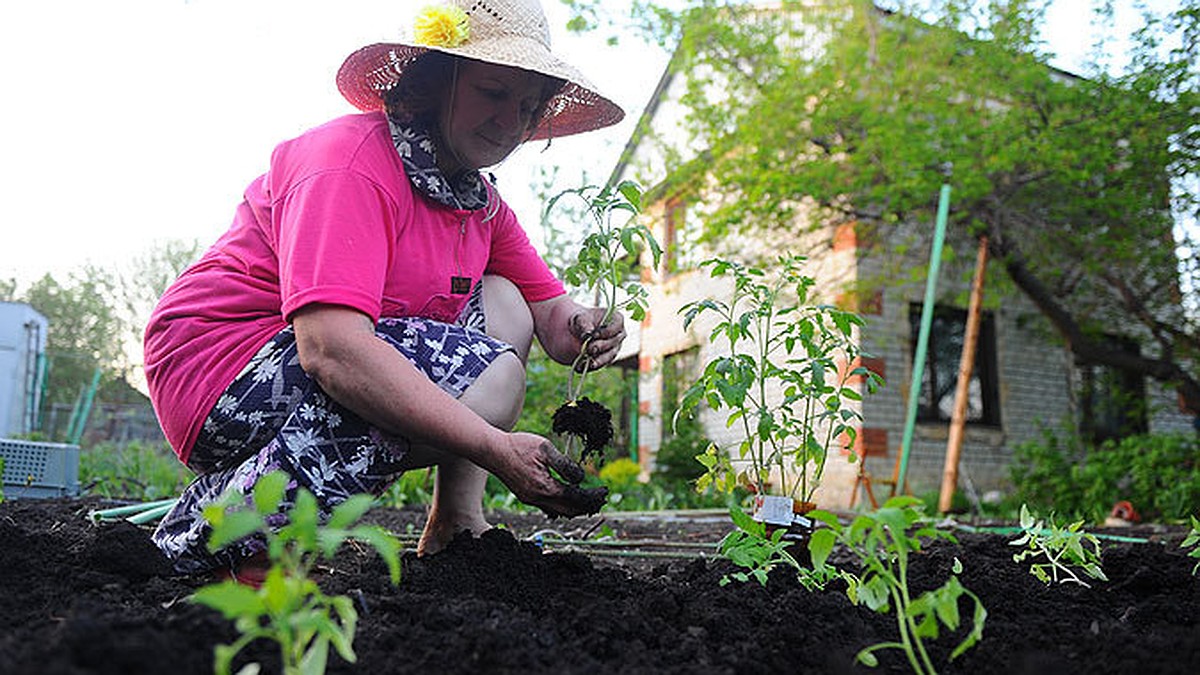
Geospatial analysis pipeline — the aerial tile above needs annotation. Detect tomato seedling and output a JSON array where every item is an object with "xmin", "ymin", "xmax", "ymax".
[{"xmin": 191, "ymin": 471, "xmax": 401, "ymax": 675}]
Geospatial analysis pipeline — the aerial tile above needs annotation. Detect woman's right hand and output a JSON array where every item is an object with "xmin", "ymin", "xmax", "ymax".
[{"xmin": 492, "ymin": 432, "xmax": 608, "ymax": 518}]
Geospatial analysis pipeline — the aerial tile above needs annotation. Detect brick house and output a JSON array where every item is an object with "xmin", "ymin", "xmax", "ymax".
[{"xmin": 603, "ymin": 30, "xmax": 1194, "ymax": 509}]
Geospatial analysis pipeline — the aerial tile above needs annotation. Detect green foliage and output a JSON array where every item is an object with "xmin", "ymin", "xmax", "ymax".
[
  {"xmin": 376, "ymin": 469, "xmax": 434, "ymax": 508},
  {"xmin": 629, "ymin": 0, "xmax": 1200, "ymax": 418},
  {"xmin": 1010, "ymin": 425, "xmax": 1200, "ymax": 523},
  {"xmin": 598, "ymin": 457, "xmax": 642, "ymax": 491},
  {"xmin": 679, "ymin": 254, "xmax": 882, "ymax": 502},
  {"xmin": 2, "ymin": 239, "xmax": 202, "ymax": 441},
  {"xmin": 192, "ymin": 472, "xmax": 401, "ymax": 675},
  {"xmin": 1183, "ymin": 516, "xmax": 1200, "ymax": 576},
  {"xmin": 1009, "ymin": 505, "xmax": 1108, "ymax": 588},
  {"xmin": 809, "ymin": 497, "xmax": 987, "ymax": 675},
  {"xmin": 651, "ymin": 415, "xmax": 711, "ymax": 485},
  {"xmin": 716, "ymin": 504, "xmax": 805, "ymax": 586},
  {"xmin": 548, "ymin": 181, "xmax": 661, "ymax": 402},
  {"xmin": 80, "ymin": 441, "xmax": 191, "ymax": 500},
  {"xmin": 17, "ymin": 268, "xmax": 127, "ymax": 411},
  {"xmin": 595, "ymin": 455, "xmax": 744, "ymax": 511}
]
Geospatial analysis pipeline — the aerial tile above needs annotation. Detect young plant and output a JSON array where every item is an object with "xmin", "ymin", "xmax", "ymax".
[
  {"xmin": 808, "ymin": 497, "xmax": 987, "ymax": 675},
  {"xmin": 715, "ymin": 502, "xmax": 842, "ymax": 590},
  {"xmin": 1183, "ymin": 515, "xmax": 1200, "ymax": 576},
  {"xmin": 679, "ymin": 254, "xmax": 882, "ymax": 504},
  {"xmin": 191, "ymin": 471, "xmax": 401, "ymax": 675},
  {"xmin": 1009, "ymin": 504, "xmax": 1108, "ymax": 587},
  {"xmin": 546, "ymin": 180, "xmax": 662, "ymax": 463}
]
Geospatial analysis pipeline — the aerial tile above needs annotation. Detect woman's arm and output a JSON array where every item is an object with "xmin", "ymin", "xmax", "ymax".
[
  {"xmin": 529, "ymin": 294, "xmax": 626, "ymax": 369},
  {"xmin": 291, "ymin": 303, "xmax": 599, "ymax": 516}
]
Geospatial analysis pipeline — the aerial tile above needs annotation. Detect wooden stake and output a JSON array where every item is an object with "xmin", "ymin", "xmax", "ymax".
[{"xmin": 939, "ymin": 236, "xmax": 989, "ymax": 513}]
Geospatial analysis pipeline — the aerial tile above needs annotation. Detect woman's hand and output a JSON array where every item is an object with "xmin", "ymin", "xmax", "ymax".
[
  {"xmin": 530, "ymin": 295, "xmax": 627, "ymax": 368},
  {"xmin": 568, "ymin": 308, "xmax": 626, "ymax": 371},
  {"xmin": 489, "ymin": 432, "xmax": 608, "ymax": 517}
]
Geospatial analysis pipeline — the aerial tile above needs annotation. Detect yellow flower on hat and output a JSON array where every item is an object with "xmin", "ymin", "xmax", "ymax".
[{"xmin": 413, "ymin": 5, "xmax": 470, "ymax": 48}]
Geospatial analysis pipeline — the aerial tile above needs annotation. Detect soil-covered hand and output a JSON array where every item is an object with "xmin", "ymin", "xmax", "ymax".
[
  {"xmin": 569, "ymin": 308, "xmax": 626, "ymax": 371},
  {"xmin": 493, "ymin": 432, "xmax": 608, "ymax": 517}
]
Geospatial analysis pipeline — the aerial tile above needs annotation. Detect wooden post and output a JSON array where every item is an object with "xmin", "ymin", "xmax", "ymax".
[{"xmin": 939, "ymin": 236, "xmax": 989, "ymax": 513}]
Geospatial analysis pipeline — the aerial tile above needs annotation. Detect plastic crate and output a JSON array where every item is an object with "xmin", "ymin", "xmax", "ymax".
[{"xmin": 1, "ymin": 439, "xmax": 80, "ymax": 499}]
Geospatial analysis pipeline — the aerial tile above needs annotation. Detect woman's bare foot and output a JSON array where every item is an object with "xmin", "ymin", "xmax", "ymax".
[{"xmin": 417, "ymin": 511, "xmax": 491, "ymax": 556}]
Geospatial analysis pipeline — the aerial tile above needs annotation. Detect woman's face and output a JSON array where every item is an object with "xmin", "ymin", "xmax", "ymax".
[{"xmin": 437, "ymin": 60, "xmax": 550, "ymax": 173}]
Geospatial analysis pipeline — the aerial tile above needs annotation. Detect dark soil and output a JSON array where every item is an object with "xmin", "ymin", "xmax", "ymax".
[
  {"xmin": 552, "ymin": 396, "xmax": 614, "ymax": 460},
  {"xmin": 1, "ymin": 496, "xmax": 1197, "ymax": 674}
]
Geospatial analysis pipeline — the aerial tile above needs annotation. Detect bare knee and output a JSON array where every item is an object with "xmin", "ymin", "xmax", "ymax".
[
  {"xmin": 481, "ymin": 275, "xmax": 533, "ymax": 362},
  {"xmin": 462, "ymin": 351, "xmax": 526, "ymax": 430}
]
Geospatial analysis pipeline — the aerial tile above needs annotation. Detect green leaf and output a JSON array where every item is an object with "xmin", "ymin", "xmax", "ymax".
[
  {"xmin": 616, "ymin": 180, "xmax": 642, "ymax": 210},
  {"xmin": 191, "ymin": 581, "xmax": 266, "ymax": 620},
  {"xmin": 326, "ymin": 494, "xmax": 374, "ymax": 531},
  {"xmin": 206, "ymin": 509, "xmax": 264, "ymax": 552},
  {"xmin": 809, "ymin": 528, "xmax": 836, "ymax": 572},
  {"xmin": 729, "ymin": 504, "xmax": 764, "ymax": 537},
  {"xmin": 299, "ymin": 636, "xmax": 331, "ymax": 675},
  {"xmin": 252, "ymin": 471, "xmax": 289, "ymax": 515}
]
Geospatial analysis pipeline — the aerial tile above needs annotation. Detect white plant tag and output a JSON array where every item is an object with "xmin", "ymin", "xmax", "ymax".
[{"xmin": 752, "ymin": 495, "xmax": 795, "ymax": 526}]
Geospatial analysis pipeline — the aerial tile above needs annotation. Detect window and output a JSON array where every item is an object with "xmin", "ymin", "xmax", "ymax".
[
  {"xmin": 1078, "ymin": 337, "xmax": 1147, "ymax": 443},
  {"xmin": 661, "ymin": 347, "xmax": 700, "ymax": 442},
  {"xmin": 909, "ymin": 304, "xmax": 1000, "ymax": 426}
]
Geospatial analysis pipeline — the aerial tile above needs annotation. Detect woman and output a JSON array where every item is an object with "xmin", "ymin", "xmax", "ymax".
[{"xmin": 145, "ymin": 0, "xmax": 626, "ymax": 576}]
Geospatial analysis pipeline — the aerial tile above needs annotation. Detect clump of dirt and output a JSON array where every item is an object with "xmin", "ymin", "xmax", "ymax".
[
  {"xmin": 0, "ymin": 497, "xmax": 1197, "ymax": 675},
  {"xmin": 551, "ymin": 396, "xmax": 614, "ymax": 461}
]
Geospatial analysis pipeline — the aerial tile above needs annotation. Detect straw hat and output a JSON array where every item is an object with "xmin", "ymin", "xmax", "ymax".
[{"xmin": 336, "ymin": 0, "xmax": 625, "ymax": 141}]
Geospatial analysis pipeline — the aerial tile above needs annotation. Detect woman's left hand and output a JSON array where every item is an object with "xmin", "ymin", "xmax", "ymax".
[{"xmin": 569, "ymin": 308, "xmax": 625, "ymax": 370}]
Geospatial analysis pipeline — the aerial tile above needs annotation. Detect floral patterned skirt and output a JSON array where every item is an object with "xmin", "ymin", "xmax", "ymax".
[{"xmin": 153, "ymin": 291, "xmax": 512, "ymax": 574}]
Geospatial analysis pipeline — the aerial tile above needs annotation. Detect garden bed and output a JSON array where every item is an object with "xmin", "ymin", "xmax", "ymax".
[{"xmin": 0, "ymin": 496, "xmax": 1196, "ymax": 674}]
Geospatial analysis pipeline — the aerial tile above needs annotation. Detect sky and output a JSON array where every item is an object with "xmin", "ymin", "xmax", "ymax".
[{"xmin": 0, "ymin": 0, "xmax": 1182, "ymax": 285}]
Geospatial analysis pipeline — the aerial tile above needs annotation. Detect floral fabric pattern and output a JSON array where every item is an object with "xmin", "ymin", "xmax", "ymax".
[
  {"xmin": 387, "ymin": 113, "xmax": 491, "ymax": 211},
  {"xmin": 153, "ymin": 286, "xmax": 508, "ymax": 574}
]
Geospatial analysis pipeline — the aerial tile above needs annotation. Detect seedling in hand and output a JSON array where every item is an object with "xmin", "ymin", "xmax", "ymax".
[
  {"xmin": 191, "ymin": 471, "xmax": 401, "ymax": 675},
  {"xmin": 546, "ymin": 180, "xmax": 661, "ymax": 463},
  {"xmin": 1009, "ymin": 504, "xmax": 1107, "ymax": 587}
]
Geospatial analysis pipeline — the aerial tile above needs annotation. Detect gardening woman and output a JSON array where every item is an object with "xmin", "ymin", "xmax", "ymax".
[{"xmin": 144, "ymin": 0, "xmax": 626, "ymax": 577}]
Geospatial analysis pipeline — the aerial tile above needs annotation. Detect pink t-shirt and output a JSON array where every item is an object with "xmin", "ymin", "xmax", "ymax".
[{"xmin": 144, "ymin": 112, "xmax": 565, "ymax": 463}]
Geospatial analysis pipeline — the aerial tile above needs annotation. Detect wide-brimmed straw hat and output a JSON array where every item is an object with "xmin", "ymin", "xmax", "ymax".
[{"xmin": 336, "ymin": 0, "xmax": 624, "ymax": 141}]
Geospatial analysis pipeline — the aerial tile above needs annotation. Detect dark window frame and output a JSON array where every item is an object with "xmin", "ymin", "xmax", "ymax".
[
  {"xmin": 908, "ymin": 303, "xmax": 1001, "ymax": 427},
  {"xmin": 1077, "ymin": 336, "xmax": 1147, "ymax": 444}
]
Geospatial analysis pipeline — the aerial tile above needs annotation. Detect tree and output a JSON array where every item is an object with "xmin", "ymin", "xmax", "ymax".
[
  {"xmin": 117, "ymin": 238, "xmax": 202, "ymax": 354},
  {"xmin": 0, "ymin": 239, "xmax": 203, "ymax": 435},
  {"xmin": 19, "ymin": 267, "xmax": 127, "ymax": 410},
  {"xmin": 607, "ymin": 0, "xmax": 1199, "ymax": 412}
]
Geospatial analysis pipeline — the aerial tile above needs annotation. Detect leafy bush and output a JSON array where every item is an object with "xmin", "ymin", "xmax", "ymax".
[
  {"xmin": 1011, "ymin": 425, "xmax": 1200, "ymax": 523},
  {"xmin": 80, "ymin": 440, "xmax": 191, "ymax": 500},
  {"xmin": 652, "ymin": 417, "xmax": 711, "ymax": 486},
  {"xmin": 598, "ymin": 457, "xmax": 642, "ymax": 492}
]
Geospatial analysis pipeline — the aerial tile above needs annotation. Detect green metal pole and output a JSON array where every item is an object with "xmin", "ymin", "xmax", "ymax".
[
  {"xmin": 896, "ymin": 184, "xmax": 952, "ymax": 494},
  {"xmin": 69, "ymin": 368, "xmax": 102, "ymax": 445},
  {"xmin": 629, "ymin": 369, "xmax": 639, "ymax": 463},
  {"xmin": 32, "ymin": 352, "xmax": 48, "ymax": 432}
]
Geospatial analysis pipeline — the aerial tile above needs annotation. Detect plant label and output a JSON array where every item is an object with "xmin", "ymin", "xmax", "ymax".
[{"xmin": 752, "ymin": 495, "xmax": 795, "ymax": 526}]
